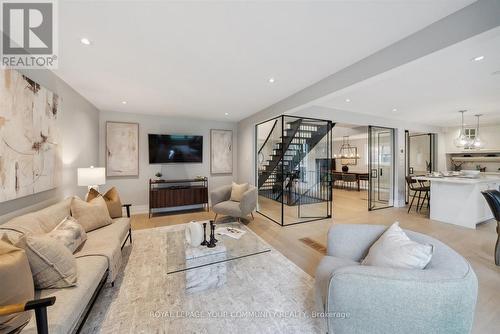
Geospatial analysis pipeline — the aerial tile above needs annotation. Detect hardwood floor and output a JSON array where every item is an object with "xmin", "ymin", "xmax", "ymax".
[{"xmin": 131, "ymin": 189, "xmax": 500, "ymax": 333}]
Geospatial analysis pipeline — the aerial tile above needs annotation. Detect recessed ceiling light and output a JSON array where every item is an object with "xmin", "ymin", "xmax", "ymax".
[
  {"xmin": 345, "ymin": 98, "xmax": 351, "ymax": 103},
  {"xmin": 121, "ymin": 101, "xmax": 127, "ymax": 105},
  {"xmin": 392, "ymin": 108, "xmax": 398, "ymax": 112},
  {"xmin": 224, "ymin": 112, "xmax": 229, "ymax": 116},
  {"xmin": 472, "ymin": 55, "xmax": 484, "ymax": 62},
  {"xmin": 80, "ymin": 38, "xmax": 91, "ymax": 45},
  {"xmin": 268, "ymin": 77, "xmax": 275, "ymax": 84}
]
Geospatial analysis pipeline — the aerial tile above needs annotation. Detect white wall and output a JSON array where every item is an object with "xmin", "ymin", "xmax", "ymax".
[
  {"xmin": 99, "ymin": 111, "xmax": 237, "ymax": 212},
  {"xmin": 0, "ymin": 69, "xmax": 100, "ymax": 223},
  {"xmin": 442, "ymin": 124, "xmax": 500, "ymax": 172}
]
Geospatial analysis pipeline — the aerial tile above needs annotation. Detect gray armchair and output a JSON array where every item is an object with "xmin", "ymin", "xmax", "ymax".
[
  {"xmin": 210, "ymin": 185, "xmax": 257, "ymax": 222},
  {"xmin": 315, "ymin": 224, "xmax": 478, "ymax": 334}
]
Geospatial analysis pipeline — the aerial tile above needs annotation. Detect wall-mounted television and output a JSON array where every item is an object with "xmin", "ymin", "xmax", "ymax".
[{"xmin": 148, "ymin": 134, "xmax": 203, "ymax": 163}]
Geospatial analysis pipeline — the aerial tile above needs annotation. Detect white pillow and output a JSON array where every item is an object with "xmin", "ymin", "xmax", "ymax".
[
  {"xmin": 362, "ymin": 222, "xmax": 433, "ymax": 270},
  {"xmin": 230, "ymin": 182, "xmax": 249, "ymax": 202},
  {"xmin": 47, "ymin": 216, "xmax": 87, "ymax": 253}
]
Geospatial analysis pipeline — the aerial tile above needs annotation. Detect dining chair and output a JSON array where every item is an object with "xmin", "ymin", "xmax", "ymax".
[
  {"xmin": 481, "ymin": 190, "xmax": 500, "ymax": 266},
  {"xmin": 342, "ymin": 173, "xmax": 358, "ymax": 190}
]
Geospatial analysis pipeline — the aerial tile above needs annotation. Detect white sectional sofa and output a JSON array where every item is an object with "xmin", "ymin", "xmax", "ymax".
[{"xmin": 0, "ymin": 197, "xmax": 132, "ymax": 334}]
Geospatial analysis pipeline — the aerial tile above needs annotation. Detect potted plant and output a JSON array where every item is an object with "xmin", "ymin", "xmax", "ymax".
[{"xmin": 155, "ymin": 172, "xmax": 162, "ymax": 180}]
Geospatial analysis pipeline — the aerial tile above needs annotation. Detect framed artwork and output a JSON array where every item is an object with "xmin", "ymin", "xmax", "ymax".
[
  {"xmin": 106, "ymin": 121, "xmax": 139, "ymax": 177},
  {"xmin": 0, "ymin": 69, "xmax": 62, "ymax": 202},
  {"xmin": 210, "ymin": 129, "xmax": 232, "ymax": 174}
]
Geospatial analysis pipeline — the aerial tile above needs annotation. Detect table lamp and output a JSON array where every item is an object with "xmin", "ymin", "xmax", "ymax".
[{"xmin": 77, "ymin": 166, "xmax": 106, "ymax": 198}]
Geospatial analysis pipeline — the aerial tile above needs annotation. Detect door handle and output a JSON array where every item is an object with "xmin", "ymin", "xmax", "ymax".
[
  {"xmin": 380, "ymin": 168, "xmax": 383, "ymax": 176},
  {"xmin": 371, "ymin": 169, "xmax": 378, "ymax": 178}
]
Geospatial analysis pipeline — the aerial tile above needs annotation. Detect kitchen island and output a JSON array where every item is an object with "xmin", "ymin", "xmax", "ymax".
[{"xmin": 414, "ymin": 174, "xmax": 500, "ymax": 229}]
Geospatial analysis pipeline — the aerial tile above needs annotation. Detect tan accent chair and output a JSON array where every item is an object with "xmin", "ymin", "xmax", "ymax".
[{"xmin": 211, "ymin": 185, "xmax": 257, "ymax": 222}]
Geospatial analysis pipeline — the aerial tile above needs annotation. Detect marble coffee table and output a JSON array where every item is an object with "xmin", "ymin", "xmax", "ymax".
[{"xmin": 166, "ymin": 221, "xmax": 270, "ymax": 293}]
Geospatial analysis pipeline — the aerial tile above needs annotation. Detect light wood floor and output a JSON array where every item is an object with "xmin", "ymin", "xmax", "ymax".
[{"xmin": 131, "ymin": 189, "xmax": 499, "ymax": 333}]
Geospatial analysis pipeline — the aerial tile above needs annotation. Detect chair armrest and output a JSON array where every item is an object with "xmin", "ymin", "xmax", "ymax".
[
  {"xmin": 122, "ymin": 204, "xmax": 132, "ymax": 218},
  {"xmin": 210, "ymin": 185, "xmax": 232, "ymax": 207},
  {"xmin": 0, "ymin": 297, "xmax": 55, "ymax": 316},
  {"xmin": 239, "ymin": 187, "xmax": 257, "ymax": 216},
  {"xmin": 0, "ymin": 297, "xmax": 56, "ymax": 334},
  {"xmin": 327, "ymin": 224, "xmax": 386, "ymax": 261}
]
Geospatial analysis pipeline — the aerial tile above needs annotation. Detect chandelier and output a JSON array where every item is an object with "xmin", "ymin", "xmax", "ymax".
[
  {"xmin": 454, "ymin": 110, "xmax": 473, "ymax": 148},
  {"xmin": 471, "ymin": 114, "xmax": 485, "ymax": 149},
  {"xmin": 334, "ymin": 136, "xmax": 360, "ymax": 165}
]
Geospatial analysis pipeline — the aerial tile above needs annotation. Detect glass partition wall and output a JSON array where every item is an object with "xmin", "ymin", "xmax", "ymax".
[{"xmin": 256, "ymin": 115, "xmax": 333, "ymax": 226}]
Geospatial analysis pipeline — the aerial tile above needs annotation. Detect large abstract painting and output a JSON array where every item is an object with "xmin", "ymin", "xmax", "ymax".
[
  {"xmin": 0, "ymin": 69, "xmax": 62, "ymax": 202},
  {"xmin": 210, "ymin": 129, "xmax": 232, "ymax": 174},
  {"xmin": 106, "ymin": 121, "xmax": 139, "ymax": 177}
]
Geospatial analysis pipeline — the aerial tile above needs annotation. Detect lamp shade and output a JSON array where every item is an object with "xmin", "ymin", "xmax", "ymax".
[{"xmin": 77, "ymin": 167, "xmax": 106, "ymax": 186}]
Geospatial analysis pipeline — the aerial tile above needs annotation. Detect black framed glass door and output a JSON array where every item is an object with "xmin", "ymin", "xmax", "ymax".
[{"xmin": 368, "ymin": 126, "xmax": 395, "ymax": 211}]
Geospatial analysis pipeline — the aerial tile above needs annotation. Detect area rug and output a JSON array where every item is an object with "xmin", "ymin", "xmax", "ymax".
[{"xmin": 80, "ymin": 224, "xmax": 324, "ymax": 333}]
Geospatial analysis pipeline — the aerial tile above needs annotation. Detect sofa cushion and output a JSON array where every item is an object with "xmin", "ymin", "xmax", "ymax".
[
  {"xmin": 0, "ymin": 198, "xmax": 72, "ymax": 240},
  {"xmin": 47, "ymin": 216, "xmax": 87, "ymax": 253},
  {"xmin": 230, "ymin": 182, "xmax": 248, "ymax": 202},
  {"xmin": 71, "ymin": 196, "xmax": 112, "ymax": 232},
  {"xmin": 362, "ymin": 222, "xmax": 433, "ymax": 270},
  {"xmin": 21, "ymin": 256, "xmax": 108, "ymax": 334},
  {"xmin": 213, "ymin": 201, "xmax": 242, "ymax": 217},
  {"xmin": 14, "ymin": 235, "xmax": 78, "ymax": 289},
  {"xmin": 74, "ymin": 218, "xmax": 129, "ymax": 283},
  {"xmin": 87, "ymin": 187, "xmax": 123, "ymax": 219},
  {"xmin": 0, "ymin": 238, "xmax": 34, "ymax": 334}
]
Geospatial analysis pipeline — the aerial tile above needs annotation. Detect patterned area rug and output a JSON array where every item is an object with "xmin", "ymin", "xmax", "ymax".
[{"xmin": 81, "ymin": 224, "xmax": 324, "ymax": 333}]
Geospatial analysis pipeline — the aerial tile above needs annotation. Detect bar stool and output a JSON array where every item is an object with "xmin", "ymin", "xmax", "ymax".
[
  {"xmin": 481, "ymin": 190, "xmax": 500, "ymax": 266},
  {"xmin": 406, "ymin": 176, "xmax": 430, "ymax": 213}
]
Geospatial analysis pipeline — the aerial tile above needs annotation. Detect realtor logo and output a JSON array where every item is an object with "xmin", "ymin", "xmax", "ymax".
[{"xmin": 1, "ymin": 0, "xmax": 58, "ymax": 68}]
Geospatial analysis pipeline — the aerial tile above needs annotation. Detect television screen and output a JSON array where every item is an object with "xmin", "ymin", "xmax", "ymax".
[{"xmin": 148, "ymin": 134, "xmax": 203, "ymax": 163}]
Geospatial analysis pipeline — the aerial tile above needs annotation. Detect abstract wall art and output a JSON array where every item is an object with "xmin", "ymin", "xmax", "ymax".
[
  {"xmin": 210, "ymin": 129, "xmax": 232, "ymax": 174},
  {"xmin": 0, "ymin": 69, "xmax": 62, "ymax": 202},
  {"xmin": 106, "ymin": 121, "xmax": 139, "ymax": 177}
]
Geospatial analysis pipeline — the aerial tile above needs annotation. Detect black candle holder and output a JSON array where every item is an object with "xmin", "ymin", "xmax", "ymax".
[
  {"xmin": 200, "ymin": 222, "xmax": 208, "ymax": 246},
  {"xmin": 207, "ymin": 221, "xmax": 217, "ymax": 248}
]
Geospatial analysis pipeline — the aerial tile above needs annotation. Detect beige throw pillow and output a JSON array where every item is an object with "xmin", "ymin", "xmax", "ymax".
[
  {"xmin": 362, "ymin": 222, "xmax": 433, "ymax": 270},
  {"xmin": 0, "ymin": 237, "xmax": 34, "ymax": 334},
  {"xmin": 230, "ymin": 182, "xmax": 249, "ymax": 202},
  {"xmin": 87, "ymin": 187, "xmax": 123, "ymax": 218},
  {"xmin": 71, "ymin": 196, "xmax": 113, "ymax": 232},
  {"xmin": 14, "ymin": 235, "xmax": 77, "ymax": 289},
  {"xmin": 47, "ymin": 216, "xmax": 87, "ymax": 253}
]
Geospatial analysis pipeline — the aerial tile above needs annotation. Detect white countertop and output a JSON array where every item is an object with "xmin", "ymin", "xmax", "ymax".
[{"xmin": 414, "ymin": 175, "xmax": 500, "ymax": 184}]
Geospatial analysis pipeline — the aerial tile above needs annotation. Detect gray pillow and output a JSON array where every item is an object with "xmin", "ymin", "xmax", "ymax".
[
  {"xmin": 362, "ymin": 222, "xmax": 433, "ymax": 270},
  {"xmin": 15, "ymin": 234, "xmax": 78, "ymax": 289},
  {"xmin": 47, "ymin": 216, "xmax": 87, "ymax": 253}
]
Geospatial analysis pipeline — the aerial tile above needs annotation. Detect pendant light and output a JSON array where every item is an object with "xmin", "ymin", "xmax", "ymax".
[
  {"xmin": 333, "ymin": 136, "xmax": 360, "ymax": 165},
  {"xmin": 471, "ymin": 114, "xmax": 485, "ymax": 149},
  {"xmin": 454, "ymin": 110, "xmax": 472, "ymax": 148}
]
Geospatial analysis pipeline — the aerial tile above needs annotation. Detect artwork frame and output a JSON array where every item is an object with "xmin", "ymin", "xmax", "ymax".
[
  {"xmin": 210, "ymin": 129, "xmax": 233, "ymax": 174},
  {"xmin": 0, "ymin": 69, "xmax": 62, "ymax": 203},
  {"xmin": 106, "ymin": 121, "xmax": 139, "ymax": 177}
]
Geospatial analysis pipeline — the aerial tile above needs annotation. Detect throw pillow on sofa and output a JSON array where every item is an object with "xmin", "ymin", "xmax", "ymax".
[
  {"xmin": 0, "ymin": 237, "xmax": 34, "ymax": 334},
  {"xmin": 362, "ymin": 222, "xmax": 433, "ymax": 270},
  {"xmin": 47, "ymin": 216, "xmax": 87, "ymax": 253},
  {"xmin": 230, "ymin": 182, "xmax": 249, "ymax": 202},
  {"xmin": 13, "ymin": 234, "xmax": 78, "ymax": 289},
  {"xmin": 87, "ymin": 187, "xmax": 123, "ymax": 219},
  {"xmin": 71, "ymin": 196, "xmax": 113, "ymax": 232}
]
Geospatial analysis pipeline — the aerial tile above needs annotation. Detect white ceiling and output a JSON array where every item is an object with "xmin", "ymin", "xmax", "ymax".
[
  {"xmin": 55, "ymin": 0, "xmax": 474, "ymax": 121},
  {"xmin": 317, "ymin": 25, "xmax": 500, "ymax": 127}
]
